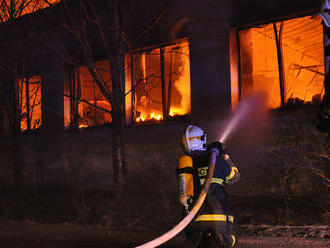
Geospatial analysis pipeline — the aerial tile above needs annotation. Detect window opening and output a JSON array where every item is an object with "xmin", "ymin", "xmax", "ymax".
[
  {"xmin": 64, "ymin": 60, "xmax": 112, "ymax": 129},
  {"xmin": 125, "ymin": 39, "xmax": 191, "ymax": 123},
  {"xmin": 18, "ymin": 75, "xmax": 42, "ymax": 131},
  {"xmin": 232, "ymin": 15, "xmax": 325, "ymax": 109}
]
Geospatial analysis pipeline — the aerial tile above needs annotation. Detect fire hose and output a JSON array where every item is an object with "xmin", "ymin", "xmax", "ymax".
[{"xmin": 134, "ymin": 149, "xmax": 218, "ymax": 248}]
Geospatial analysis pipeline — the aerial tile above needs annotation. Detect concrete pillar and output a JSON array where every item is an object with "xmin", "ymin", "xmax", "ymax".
[
  {"xmin": 186, "ymin": 0, "xmax": 232, "ymax": 122},
  {"xmin": 40, "ymin": 63, "xmax": 65, "ymax": 185}
]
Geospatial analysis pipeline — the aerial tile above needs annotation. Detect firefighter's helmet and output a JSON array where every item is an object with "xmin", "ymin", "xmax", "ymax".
[
  {"xmin": 320, "ymin": 0, "xmax": 330, "ymax": 27},
  {"xmin": 181, "ymin": 125, "xmax": 206, "ymax": 153}
]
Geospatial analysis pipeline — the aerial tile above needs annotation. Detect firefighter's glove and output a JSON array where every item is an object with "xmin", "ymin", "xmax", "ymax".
[
  {"xmin": 182, "ymin": 196, "xmax": 194, "ymax": 216},
  {"xmin": 183, "ymin": 206, "xmax": 190, "ymax": 216},
  {"xmin": 187, "ymin": 196, "xmax": 194, "ymax": 211},
  {"xmin": 207, "ymin": 141, "xmax": 225, "ymax": 157}
]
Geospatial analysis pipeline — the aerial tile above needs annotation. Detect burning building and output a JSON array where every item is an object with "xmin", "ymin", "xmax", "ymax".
[
  {"xmin": 231, "ymin": 15, "xmax": 325, "ymax": 109},
  {"xmin": 19, "ymin": 76, "xmax": 42, "ymax": 131},
  {"xmin": 125, "ymin": 39, "xmax": 191, "ymax": 124},
  {"xmin": 0, "ymin": 0, "xmax": 327, "ymax": 193}
]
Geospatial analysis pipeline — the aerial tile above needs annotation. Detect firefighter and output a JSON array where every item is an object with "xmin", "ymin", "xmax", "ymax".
[{"xmin": 177, "ymin": 125, "xmax": 240, "ymax": 248}]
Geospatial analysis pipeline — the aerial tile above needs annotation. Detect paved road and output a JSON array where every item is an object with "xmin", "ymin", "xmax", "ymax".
[
  {"xmin": 0, "ymin": 223, "xmax": 329, "ymax": 248},
  {"xmin": 236, "ymin": 237, "xmax": 329, "ymax": 248},
  {"xmin": 1, "ymin": 237, "xmax": 329, "ymax": 248}
]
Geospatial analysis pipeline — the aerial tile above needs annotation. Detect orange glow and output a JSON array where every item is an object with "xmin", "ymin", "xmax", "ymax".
[
  {"xmin": 19, "ymin": 76, "xmax": 42, "ymax": 131},
  {"xmin": 129, "ymin": 39, "xmax": 191, "ymax": 123},
  {"xmin": 135, "ymin": 107, "xmax": 187, "ymax": 123},
  {"xmin": 230, "ymin": 29, "xmax": 239, "ymax": 110},
  {"xmin": 136, "ymin": 112, "xmax": 163, "ymax": 122},
  {"xmin": 78, "ymin": 124, "xmax": 88, "ymax": 129},
  {"xmin": 236, "ymin": 15, "xmax": 324, "ymax": 109},
  {"xmin": 0, "ymin": 0, "xmax": 59, "ymax": 22},
  {"xmin": 64, "ymin": 60, "xmax": 112, "ymax": 128}
]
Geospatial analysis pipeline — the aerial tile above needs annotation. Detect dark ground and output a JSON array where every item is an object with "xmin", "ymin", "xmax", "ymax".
[
  {"xmin": 0, "ymin": 187, "xmax": 329, "ymax": 247},
  {"xmin": 0, "ymin": 222, "xmax": 329, "ymax": 247},
  {"xmin": 0, "ymin": 187, "xmax": 329, "ymax": 226}
]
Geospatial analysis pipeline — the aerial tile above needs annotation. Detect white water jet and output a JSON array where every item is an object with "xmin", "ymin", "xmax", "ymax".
[{"xmin": 219, "ymin": 94, "xmax": 264, "ymax": 143}]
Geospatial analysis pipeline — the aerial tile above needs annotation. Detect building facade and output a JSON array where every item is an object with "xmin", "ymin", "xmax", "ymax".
[{"xmin": 0, "ymin": 0, "xmax": 326, "ymax": 194}]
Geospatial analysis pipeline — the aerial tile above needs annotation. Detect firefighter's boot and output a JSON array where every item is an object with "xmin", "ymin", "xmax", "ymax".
[{"xmin": 223, "ymin": 234, "xmax": 237, "ymax": 248}]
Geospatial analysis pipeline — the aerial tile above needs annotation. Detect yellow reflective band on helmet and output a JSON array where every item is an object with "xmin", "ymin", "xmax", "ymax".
[
  {"xmin": 211, "ymin": 177, "xmax": 224, "ymax": 186},
  {"xmin": 195, "ymin": 214, "xmax": 234, "ymax": 223},
  {"xmin": 188, "ymin": 135, "xmax": 203, "ymax": 141},
  {"xmin": 231, "ymin": 235, "xmax": 236, "ymax": 247},
  {"xmin": 225, "ymin": 167, "xmax": 238, "ymax": 184}
]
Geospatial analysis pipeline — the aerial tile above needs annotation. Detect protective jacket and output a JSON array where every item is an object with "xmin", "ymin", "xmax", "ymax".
[{"xmin": 177, "ymin": 150, "xmax": 239, "ymax": 215}]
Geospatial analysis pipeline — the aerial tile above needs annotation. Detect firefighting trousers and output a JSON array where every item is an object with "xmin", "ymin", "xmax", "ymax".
[{"xmin": 183, "ymin": 216, "xmax": 237, "ymax": 248}]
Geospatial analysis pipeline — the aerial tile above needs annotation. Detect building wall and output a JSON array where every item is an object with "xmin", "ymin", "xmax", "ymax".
[
  {"xmin": 0, "ymin": 0, "xmax": 324, "ymax": 197},
  {"xmin": 0, "ymin": 0, "xmax": 234, "ymax": 187}
]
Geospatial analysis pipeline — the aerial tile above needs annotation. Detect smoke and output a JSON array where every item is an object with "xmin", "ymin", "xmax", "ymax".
[
  {"xmin": 218, "ymin": 93, "xmax": 268, "ymax": 143},
  {"xmin": 169, "ymin": 16, "xmax": 190, "ymax": 40}
]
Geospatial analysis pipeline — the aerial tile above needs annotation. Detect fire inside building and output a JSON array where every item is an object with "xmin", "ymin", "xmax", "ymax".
[
  {"xmin": 63, "ymin": 39, "xmax": 191, "ymax": 128},
  {"xmin": 14, "ymin": 16, "xmax": 325, "ymax": 130},
  {"xmin": 231, "ymin": 15, "xmax": 325, "ymax": 109},
  {"xmin": 0, "ymin": 0, "xmax": 328, "ymax": 192}
]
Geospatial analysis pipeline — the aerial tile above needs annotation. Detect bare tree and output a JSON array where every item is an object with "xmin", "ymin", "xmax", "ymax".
[
  {"xmin": 0, "ymin": 0, "xmax": 54, "ymax": 185},
  {"xmin": 264, "ymin": 115, "xmax": 329, "ymax": 222},
  {"xmin": 53, "ymin": 0, "xmax": 167, "ymax": 188}
]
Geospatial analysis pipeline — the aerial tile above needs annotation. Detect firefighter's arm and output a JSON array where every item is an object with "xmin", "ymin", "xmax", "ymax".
[
  {"xmin": 176, "ymin": 155, "xmax": 194, "ymax": 209},
  {"xmin": 224, "ymin": 155, "xmax": 240, "ymax": 185}
]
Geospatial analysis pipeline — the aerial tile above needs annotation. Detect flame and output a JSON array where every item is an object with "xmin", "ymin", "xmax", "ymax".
[
  {"xmin": 136, "ymin": 112, "xmax": 163, "ymax": 122},
  {"xmin": 132, "ymin": 39, "xmax": 191, "ymax": 123},
  {"xmin": 135, "ymin": 107, "xmax": 187, "ymax": 123},
  {"xmin": 135, "ymin": 105, "xmax": 188, "ymax": 123},
  {"xmin": 150, "ymin": 113, "xmax": 163, "ymax": 120},
  {"xmin": 169, "ymin": 107, "xmax": 185, "ymax": 117},
  {"xmin": 79, "ymin": 124, "xmax": 89, "ymax": 129}
]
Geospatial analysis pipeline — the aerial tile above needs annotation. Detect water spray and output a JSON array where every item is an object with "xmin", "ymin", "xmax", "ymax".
[{"xmin": 219, "ymin": 96, "xmax": 257, "ymax": 143}]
